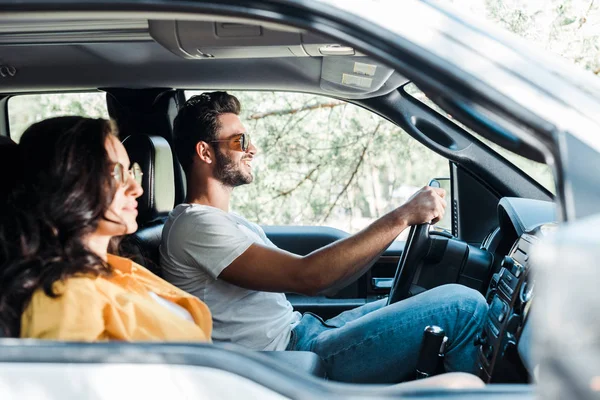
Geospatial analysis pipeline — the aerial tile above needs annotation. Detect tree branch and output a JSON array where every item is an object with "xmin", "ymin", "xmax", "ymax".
[
  {"xmin": 269, "ymin": 165, "xmax": 321, "ymax": 201},
  {"xmin": 321, "ymin": 122, "xmax": 381, "ymax": 222},
  {"xmin": 579, "ymin": 0, "xmax": 595, "ymax": 28},
  {"xmin": 268, "ymin": 109, "xmax": 309, "ymax": 151},
  {"xmin": 249, "ymin": 101, "xmax": 346, "ymax": 120}
]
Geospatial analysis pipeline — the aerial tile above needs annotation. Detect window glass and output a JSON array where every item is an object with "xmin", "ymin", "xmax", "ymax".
[
  {"xmin": 8, "ymin": 92, "xmax": 109, "ymax": 143},
  {"xmin": 187, "ymin": 91, "xmax": 450, "ymax": 236},
  {"xmin": 404, "ymin": 83, "xmax": 555, "ymax": 194}
]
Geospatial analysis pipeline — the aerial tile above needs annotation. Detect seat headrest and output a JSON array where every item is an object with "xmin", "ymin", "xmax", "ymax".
[
  {"xmin": 0, "ymin": 136, "xmax": 19, "ymax": 202},
  {"xmin": 0, "ymin": 136, "xmax": 16, "ymax": 146},
  {"xmin": 122, "ymin": 135, "xmax": 175, "ymax": 224},
  {"xmin": 107, "ymin": 90, "xmax": 187, "ymax": 205}
]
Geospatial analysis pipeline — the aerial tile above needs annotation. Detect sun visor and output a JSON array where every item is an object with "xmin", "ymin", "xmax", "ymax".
[
  {"xmin": 150, "ymin": 20, "xmax": 318, "ymax": 59},
  {"xmin": 320, "ymin": 56, "xmax": 395, "ymax": 96}
]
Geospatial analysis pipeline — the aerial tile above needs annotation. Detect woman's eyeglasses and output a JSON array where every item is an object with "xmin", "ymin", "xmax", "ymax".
[
  {"xmin": 210, "ymin": 132, "xmax": 251, "ymax": 153},
  {"xmin": 112, "ymin": 162, "xmax": 143, "ymax": 187}
]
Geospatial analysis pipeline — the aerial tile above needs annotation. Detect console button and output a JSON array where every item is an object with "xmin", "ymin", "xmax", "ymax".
[
  {"xmin": 484, "ymin": 344, "xmax": 494, "ymax": 360},
  {"xmin": 513, "ymin": 263, "xmax": 523, "ymax": 278},
  {"xmin": 499, "ymin": 280, "xmax": 513, "ymax": 296},
  {"xmin": 497, "ymin": 303, "xmax": 508, "ymax": 323},
  {"xmin": 501, "ymin": 256, "xmax": 514, "ymax": 272},
  {"xmin": 488, "ymin": 321, "xmax": 500, "ymax": 338}
]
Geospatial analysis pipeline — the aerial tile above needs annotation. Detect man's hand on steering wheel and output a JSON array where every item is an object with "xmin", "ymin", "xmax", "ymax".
[
  {"xmin": 396, "ymin": 186, "xmax": 447, "ymax": 226},
  {"xmin": 387, "ymin": 186, "xmax": 447, "ymax": 305}
]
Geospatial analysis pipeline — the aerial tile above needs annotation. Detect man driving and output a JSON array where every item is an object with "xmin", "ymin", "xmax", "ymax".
[{"xmin": 160, "ymin": 91, "xmax": 487, "ymax": 383}]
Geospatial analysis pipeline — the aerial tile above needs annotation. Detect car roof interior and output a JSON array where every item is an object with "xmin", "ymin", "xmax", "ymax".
[{"xmin": 0, "ymin": 18, "xmax": 408, "ymax": 96}]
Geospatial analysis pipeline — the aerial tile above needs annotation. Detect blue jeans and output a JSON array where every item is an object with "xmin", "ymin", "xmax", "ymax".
[{"xmin": 286, "ymin": 284, "xmax": 487, "ymax": 383}]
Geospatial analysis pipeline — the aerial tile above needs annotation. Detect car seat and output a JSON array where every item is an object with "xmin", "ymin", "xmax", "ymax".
[{"xmin": 120, "ymin": 134, "xmax": 175, "ymax": 276}]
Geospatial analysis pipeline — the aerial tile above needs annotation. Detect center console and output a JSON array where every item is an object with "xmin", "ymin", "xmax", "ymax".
[{"xmin": 476, "ymin": 233, "xmax": 536, "ymax": 382}]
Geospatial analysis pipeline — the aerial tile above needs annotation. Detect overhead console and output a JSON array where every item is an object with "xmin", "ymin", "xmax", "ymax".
[{"xmin": 148, "ymin": 20, "xmax": 358, "ymax": 59}]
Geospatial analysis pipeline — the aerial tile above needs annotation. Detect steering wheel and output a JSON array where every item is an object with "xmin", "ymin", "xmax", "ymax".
[{"xmin": 387, "ymin": 223, "xmax": 431, "ymax": 305}]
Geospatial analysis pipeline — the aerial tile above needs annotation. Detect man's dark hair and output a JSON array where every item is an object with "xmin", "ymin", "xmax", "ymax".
[{"xmin": 173, "ymin": 91, "xmax": 241, "ymax": 173}]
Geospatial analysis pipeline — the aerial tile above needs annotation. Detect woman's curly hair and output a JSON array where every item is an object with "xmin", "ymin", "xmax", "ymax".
[{"xmin": 0, "ymin": 116, "xmax": 122, "ymax": 337}]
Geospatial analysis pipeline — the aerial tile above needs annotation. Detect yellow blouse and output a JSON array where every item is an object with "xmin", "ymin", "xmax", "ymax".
[{"xmin": 20, "ymin": 254, "xmax": 212, "ymax": 342}]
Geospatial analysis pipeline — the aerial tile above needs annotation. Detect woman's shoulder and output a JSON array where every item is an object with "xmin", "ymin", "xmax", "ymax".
[
  {"xmin": 26, "ymin": 276, "xmax": 105, "ymax": 313},
  {"xmin": 48, "ymin": 275, "xmax": 102, "ymax": 296}
]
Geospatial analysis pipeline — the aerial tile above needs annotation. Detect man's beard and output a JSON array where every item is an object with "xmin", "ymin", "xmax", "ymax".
[{"xmin": 214, "ymin": 148, "xmax": 254, "ymax": 187}]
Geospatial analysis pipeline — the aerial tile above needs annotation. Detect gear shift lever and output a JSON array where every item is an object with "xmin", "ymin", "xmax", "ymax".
[{"xmin": 416, "ymin": 325, "xmax": 448, "ymax": 380}]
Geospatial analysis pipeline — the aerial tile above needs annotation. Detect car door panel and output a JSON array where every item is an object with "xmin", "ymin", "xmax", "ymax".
[
  {"xmin": 263, "ymin": 226, "xmax": 404, "ymax": 317},
  {"xmin": 262, "ymin": 226, "xmax": 350, "ymax": 256}
]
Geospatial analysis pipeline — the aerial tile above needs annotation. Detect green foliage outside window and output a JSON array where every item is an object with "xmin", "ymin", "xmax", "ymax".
[{"xmin": 8, "ymin": 93, "xmax": 108, "ymax": 143}]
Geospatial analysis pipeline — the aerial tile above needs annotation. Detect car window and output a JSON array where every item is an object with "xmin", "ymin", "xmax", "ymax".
[
  {"xmin": 403, "ymin": 83, "xmax": 556, "ymax": 194},
  {"xmin": 8, "ymin": 92, "xmax": 109, "ymax": 143},
  {"xmin": 187, "ymin": 90, "xmax": 450, "ymax": 236}
]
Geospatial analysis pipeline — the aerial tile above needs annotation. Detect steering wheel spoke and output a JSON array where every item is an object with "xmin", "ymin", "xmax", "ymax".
[{"xmin": 387, "ymin": 224, "xmax": 431, "ymax": 305}]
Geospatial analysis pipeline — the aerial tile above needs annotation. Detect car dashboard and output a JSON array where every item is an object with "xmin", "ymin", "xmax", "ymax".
[{"xmin": 476, "ymin": 197, "xmax": 556, "ymax": 382}]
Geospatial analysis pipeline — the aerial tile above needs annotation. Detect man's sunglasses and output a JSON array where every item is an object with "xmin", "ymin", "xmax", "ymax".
[
  {"xmin": 112, "ymin": 162, "xmax": 143, "ymax": 187},
  {"xmin": 210, "ymin": 132, "xmax": 251, "ymax": 153}
]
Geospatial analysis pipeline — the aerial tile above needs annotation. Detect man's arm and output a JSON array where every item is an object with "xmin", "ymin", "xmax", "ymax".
[{"xmin": 219, "ymin": 186, "xmax": 446, "ymax": 296}]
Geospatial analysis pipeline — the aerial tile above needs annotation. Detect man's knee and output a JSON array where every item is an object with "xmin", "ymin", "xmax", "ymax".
[{"xmin": 438, "ymin": 284, "xmax": 488, "ymax": 322}]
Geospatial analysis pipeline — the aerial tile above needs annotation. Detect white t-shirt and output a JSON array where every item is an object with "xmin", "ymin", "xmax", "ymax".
[
  {"xmin": 159, "ymin": 204, "xmax": 301, "ymax": 351},
  {"xmin": 148, "ymin": 291, "xmax": 194, "ymax": 323}
]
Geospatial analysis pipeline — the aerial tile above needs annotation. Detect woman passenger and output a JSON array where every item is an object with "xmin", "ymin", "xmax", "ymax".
[{"xmin": 0, "ymin": 116, "xmax": 211, "ymax": 340}]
